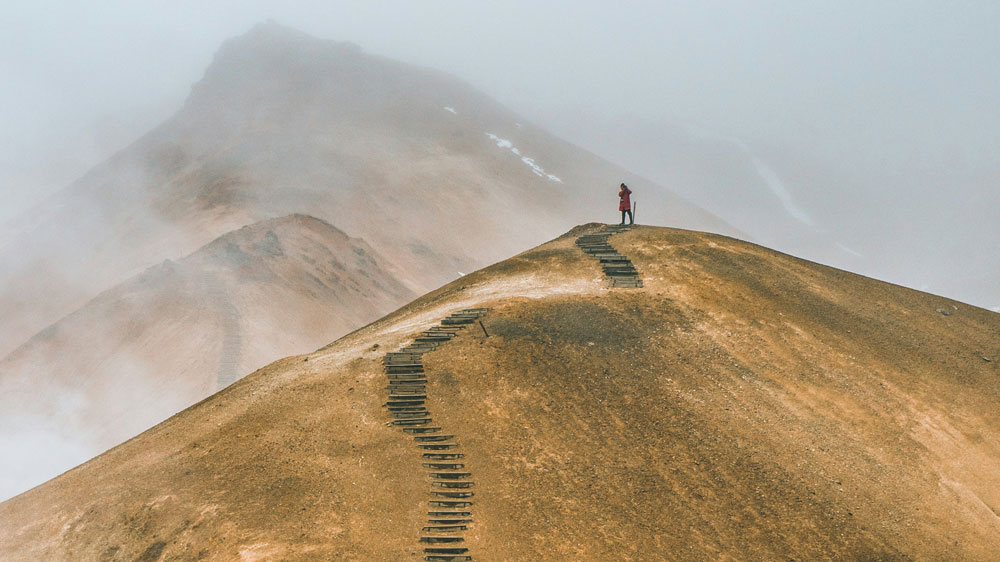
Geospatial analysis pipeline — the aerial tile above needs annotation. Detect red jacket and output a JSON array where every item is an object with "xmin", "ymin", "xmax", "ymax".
[{"xmin": 619, "ymin": 186, "xmax": 632, "ymax": 211}]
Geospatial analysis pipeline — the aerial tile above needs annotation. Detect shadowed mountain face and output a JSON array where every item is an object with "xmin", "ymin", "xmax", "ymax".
[
  {"xmin": 2, "ymin": 226, "xmax": 997, "ymax": 561},
  {"xmin": 0, "ymin": 22, "xmax": 734, "ymax": 362},
  {"xmin": 0, "ymin": 214, "xmax": 413, "ymax": 500}
]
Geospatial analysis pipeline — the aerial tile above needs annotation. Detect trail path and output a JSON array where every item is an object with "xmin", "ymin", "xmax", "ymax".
[
  {"xmin": 378, "ymin": 226, "xmax": 643, "ymax": 559},
  {"xmin": 575, "ymin": 225, "xmax": 643, "ymax": 288},
  {"xmin": 383, "ymin": 308, "xmax": 489, "ymax": 561}
]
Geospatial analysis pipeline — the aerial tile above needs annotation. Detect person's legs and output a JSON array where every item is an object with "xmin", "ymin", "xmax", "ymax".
[
  {"xmin": 620, "ymin": 210, "xmax": 626, "ymax": 225},
  {"xmin": 626, "ymin": 209, "xmax": 634, "ymax": 225}
]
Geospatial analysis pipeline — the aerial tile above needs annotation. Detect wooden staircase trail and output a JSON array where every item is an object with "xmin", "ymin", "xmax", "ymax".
[
  {"xmin": 383, "ymin": 308, "xmax": 489, "ymax": 561},
  {"xmin": 379, "ymin": 226, "xmax": 640, "ymax": 558},
  {"xmin": 575, "ymin": 225, "xmax": 643, "ymax": 288}
]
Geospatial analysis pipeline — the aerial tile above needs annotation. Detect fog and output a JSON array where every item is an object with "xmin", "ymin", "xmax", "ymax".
[
  {"xmin": 4, "ymin": 4, "xmax": 997, "ymax": 196},
  {"xmin": 1, "ymin": 0, "xmax": 998, "ymax": 500},
  {"xmin": 3, "ymin": 2, "xmax": 997, "ymax": 306}
]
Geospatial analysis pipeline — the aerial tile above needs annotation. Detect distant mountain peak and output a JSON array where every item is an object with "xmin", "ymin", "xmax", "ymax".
[
  {"xmin": 212, "ymin": 21, "xmax": 362, "ymax": 67},
  {"xmin": 181, "ymin": 22, "xmax": 370, "ymax": 123},
  {"xmin": 240, "ymin": 19, "xmax": 363, "ymax": 51},
  {"xmin": 237, "ymin": 20, "xmax": 328, "ymax": 49}
]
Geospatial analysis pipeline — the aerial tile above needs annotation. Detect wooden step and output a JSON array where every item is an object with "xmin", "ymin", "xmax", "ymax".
[
  {"xmin": 387, "ymin": 406, "xmax": 427, "ymax": 413},
  {"xmin": 404, "ymin": 427, "xmax": 442, "ymax": 434},
  {"xmin": 414, "ymin": 435, "xmax": 454, "ymax": 443},
  {"xmin": 416, "ymin": 336, "xmax": 453, "ymax": 342},
  {"xmin": 433, "ymin": 481, "xmax": 474, "ymax": 489},
  {"xmin": 430, "ymin": 491, "xmax": 474, "ymax": 499},
  {"xmin": 387, "ymin": 373, "xmax": 427, "ymax": 380},
  {"xmin": 420, "ymin": 536, "xmax": 464, "ymax": 544},
  {"xmin": 392, "ymin": 411, "xmax": 429, "ymax": 419},
  {"xmin": 385, "ymin": 395, "xmax": 426, "ymax": 408},
  {"xmin": 423, "ymin": 524, "xmax": 469, "ymax": 533},
  {"xmin": 394, "ymin": 418, "xmax": 432, "ymax": 426},
  {"xmin": 423, "ymin": 453, "xmax": 463, "ymax": 460},
  {"xmin": 428, "ymin": 511, "xmax": 472, "ymax": 517},
  {"xmin": 428, "ymin": 501, "xmax": 474, "ymax": 508},
  {"xmin": 386, "ymin": 365, "xmax": 424, "ymax": 373}
]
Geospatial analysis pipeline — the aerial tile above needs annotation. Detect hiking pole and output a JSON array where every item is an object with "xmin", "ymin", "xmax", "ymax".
[{"xmin": 632, "ymin": 200, "xmax": 637, "ymax": 225}]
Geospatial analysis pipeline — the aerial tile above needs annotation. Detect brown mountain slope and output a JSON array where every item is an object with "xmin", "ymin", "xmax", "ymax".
[
  {"xmin": 4, "ymin": 225, "xmax": 998, "ymax": 561},
  {"xmin": 0, "ymin": 214, "xmax": 413, "ymax": 500},
  {"xmin": 0, "ymin": 22, "xmax": 735, "ymax": 360}
]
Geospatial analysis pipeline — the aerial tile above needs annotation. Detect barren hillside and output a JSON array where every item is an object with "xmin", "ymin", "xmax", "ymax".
[
  {"xmin": 0, "ymin": 214, "xmax": 412, "ymax": 500},
  {"xmin": 3, "ymin": 225, "xmax": 997, "ymax": 560}
]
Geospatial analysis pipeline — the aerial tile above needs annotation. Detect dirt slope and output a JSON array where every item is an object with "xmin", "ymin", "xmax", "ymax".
[
  {"xmin": 0, "ymin": 214, "xmax": 413, "ymax": 500},
  {"xmin": 3, "ymin": 225, "xmax": 997, "ymax": 561}
]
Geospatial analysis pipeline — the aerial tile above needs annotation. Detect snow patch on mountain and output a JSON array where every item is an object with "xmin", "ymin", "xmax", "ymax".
[
  {"xmin": 485, "ymin": 133, "xmax": 562, "ymax": 182},
  {"xmin": 521, "ymin": 157, "xmax": 543, "ymax": 176},
  {"xmin": 443, "ymin": 106, "xmax": 457, "ymax": 114},
  {"xmin": 486, "ymin": 134, "xmax": 513, "ymax": 150}
]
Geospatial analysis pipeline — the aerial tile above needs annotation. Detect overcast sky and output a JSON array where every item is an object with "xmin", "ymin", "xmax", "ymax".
[{"xmin": 2, "ymin": 0, "xmax": 998, "ymax": 223}]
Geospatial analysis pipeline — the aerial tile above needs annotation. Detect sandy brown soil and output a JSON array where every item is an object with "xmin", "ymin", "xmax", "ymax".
[{"xmin": 2, "ymin": 225, "xmax": 998, "ymax": 560}]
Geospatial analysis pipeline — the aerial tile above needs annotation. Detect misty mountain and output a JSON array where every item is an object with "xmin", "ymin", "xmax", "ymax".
[
  {"xmin": 0, "ymin": 22, "xmax": 735, "ymax": 363},
  {"xmin": 0, "ymin": 214, "xmax": 412, "ymax": 500}
]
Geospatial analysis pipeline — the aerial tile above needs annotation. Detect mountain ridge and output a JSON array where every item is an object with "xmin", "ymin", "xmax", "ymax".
[
  {"xmin": 0, "ymin": 213, "xmax": 414, "ymax": 501},
  {"xmin": 3, "ymin": 224, "xmax": 997, "ymax": 560},
  {"xmin": 0, "ymin": 23, "xmax": 735, "ymax": 361}
]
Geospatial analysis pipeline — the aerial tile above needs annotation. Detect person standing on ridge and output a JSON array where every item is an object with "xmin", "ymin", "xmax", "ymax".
[{"xmin": 618, "ymin": 183, "xmax": 633, "ymax": 225}]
